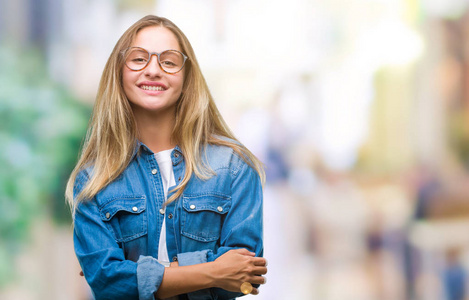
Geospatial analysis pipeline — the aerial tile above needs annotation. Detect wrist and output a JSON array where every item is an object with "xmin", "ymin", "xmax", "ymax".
[{"xmin": 204, "ymin": 261, "xmax": 219, "ymax": 288}]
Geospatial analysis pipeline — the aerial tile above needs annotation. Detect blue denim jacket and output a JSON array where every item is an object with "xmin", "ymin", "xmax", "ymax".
[{"xmin": 73, "ymin": 141, "xmax": 264, "ymax": 300}]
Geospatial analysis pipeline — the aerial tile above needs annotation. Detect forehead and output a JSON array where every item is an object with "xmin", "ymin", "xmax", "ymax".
[{"xmin": 132, "ymin": 26, "xmax": 181, "ymax": 52}]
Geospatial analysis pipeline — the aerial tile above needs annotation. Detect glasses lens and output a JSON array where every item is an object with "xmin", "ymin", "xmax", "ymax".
[
  {"xmin": 159, "ymin": 50, "xmax": 185, "ymax": 73},
  {"xmin": 125, "ymin": 48, "xmax": 149, "ymax": 71}
]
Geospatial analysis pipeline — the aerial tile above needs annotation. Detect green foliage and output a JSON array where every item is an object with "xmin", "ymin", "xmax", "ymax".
[{"xmin": 0, "ymin": 45, "xmax": 90, "ymax": 286}]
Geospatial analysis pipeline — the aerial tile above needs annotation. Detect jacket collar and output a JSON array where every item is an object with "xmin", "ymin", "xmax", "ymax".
[{"xmin": 131, "ymin": 140, "xmax": 183, "ymax": 163}]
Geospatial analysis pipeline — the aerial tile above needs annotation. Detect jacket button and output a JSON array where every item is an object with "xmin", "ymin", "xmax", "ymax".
[
  {"xmin": 159, "ymin": 208, "xmax": 165, "ymax": 215},
  {"xmin": 132, "ymin": 206, "xmax": 138, "ymax": 212},
  {"xmin": 105, "ymin": 212, "xmax": 110, "ymax": 219},
  {"xmin": 190, "ymin": 204, "xmax": 196, "ymax": 210},
  {"xmin": 217, "ymin": 206, "xmax": 223, "ymax": 212},
  {"xmin": 151, "ymin": 169, "xmax": 158, "ymax": 175},
  {"xmin": 174, "ymin": 153, "xmax": 180, "ymax": 158},
  {"xmin": 172, "ymin": 256, "xmax": 178, "ymax": 262},
  {"xmin": 168, "ymin": 213, "xmax": 173, "ymax": 219}
]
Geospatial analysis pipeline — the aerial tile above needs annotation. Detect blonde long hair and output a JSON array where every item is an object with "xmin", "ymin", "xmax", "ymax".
[{"xmin": 65, "ymin": 15, "xmax": 265, "ymax": 212}]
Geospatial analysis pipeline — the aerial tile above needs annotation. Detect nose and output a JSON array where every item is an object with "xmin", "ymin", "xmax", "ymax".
[{"xmin": 143, "ymin": 54, "xmax": 163, "ymax": 76}]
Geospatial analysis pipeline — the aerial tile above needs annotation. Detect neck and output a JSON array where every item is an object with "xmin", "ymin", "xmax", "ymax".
[{"xmin": 133, "ymin": 108, "xmax": 176, "ymax": 153}]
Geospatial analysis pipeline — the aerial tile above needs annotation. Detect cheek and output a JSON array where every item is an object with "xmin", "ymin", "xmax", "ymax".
[
  {"xmin": 122, "ymin": 70, "xmax": 136, "ymax": 94},
  {"xmin": 174, "ymin": 72, "xmax": 185, "ymax": 92}
]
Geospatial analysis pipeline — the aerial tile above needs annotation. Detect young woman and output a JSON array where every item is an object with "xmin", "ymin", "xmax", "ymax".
[{"xmin": 65, "ymin": 15, "xmax": 266, "ymax": 300}]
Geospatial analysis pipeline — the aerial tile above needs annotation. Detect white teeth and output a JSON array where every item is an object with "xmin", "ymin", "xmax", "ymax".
[{"xmin": 141, "ymin": 85, "xmax": 164, "ymax": 91}]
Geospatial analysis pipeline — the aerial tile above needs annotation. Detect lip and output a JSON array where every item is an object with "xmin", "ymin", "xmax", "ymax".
[{"xmin": 137, "ymin": 81, "xmax": 168, "ymax": 95}]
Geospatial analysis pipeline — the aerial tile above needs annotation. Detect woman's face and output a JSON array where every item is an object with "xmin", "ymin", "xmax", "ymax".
[{"xmin": 122, "ymin": 26, "xmax": 185, "ymax": 119}]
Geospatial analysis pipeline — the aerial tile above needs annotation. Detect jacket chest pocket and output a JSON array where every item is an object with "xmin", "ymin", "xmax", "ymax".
[
  {"xmin": 99, "ymin": 196, "xmax": 147, "ymax": 243},
  {"xmin": 181, "ymin": 194, "xmax": 231, "ymax": 242}
]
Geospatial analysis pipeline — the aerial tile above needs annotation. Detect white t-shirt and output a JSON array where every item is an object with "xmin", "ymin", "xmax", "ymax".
[{"xmin": 154, "ymin": 149, "xmax": 176, "ymax": 266}]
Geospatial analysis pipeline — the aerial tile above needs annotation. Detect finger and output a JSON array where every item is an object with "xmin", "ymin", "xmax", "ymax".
[
  {"xmin": 250, "ymin": 275, "xmax": 267, "ymax": 285},
  {"xmin": 170, "ymin": 261, "xmax": 179, "ymax": 267},
  {"xmin": 253, "ymin": 266, "xmax": 268, "ymax": 275},
  {"xmin": 235, "ymin": 248, "xmax": 255, "ymax": 256},
  {"xmin": 252, "ymin": 257, "xmax": 267, "ymax": 266}
]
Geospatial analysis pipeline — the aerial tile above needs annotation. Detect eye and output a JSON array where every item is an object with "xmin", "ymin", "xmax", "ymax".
[
  {"xmin": 126, "ymin": 49, "xmax": 149, "ymax": 65},
  {"xmin": 160, "ymin": 60, "xmax": 177, "ymax": 66},
  {"xmin": 159, "ymin": 51, "xmax": 184, "ymax": 69},
  {"xmin": 132, "ymin": 57, "xmax": 148, "ymax": 63}
]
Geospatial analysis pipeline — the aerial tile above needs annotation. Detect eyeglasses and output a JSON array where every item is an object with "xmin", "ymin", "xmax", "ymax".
[{"xmin": 122, "ymin": 47, "xmax": 188, "ymax": 74}]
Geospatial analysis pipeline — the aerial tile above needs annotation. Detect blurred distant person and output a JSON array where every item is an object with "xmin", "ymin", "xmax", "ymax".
[
  {"xmin": 65, "ymin": 15, "xmax": 266, "ymax": 300},
  {"xmin": 443, "ymin": 249, "xmax": 466, "ymax": 300}
]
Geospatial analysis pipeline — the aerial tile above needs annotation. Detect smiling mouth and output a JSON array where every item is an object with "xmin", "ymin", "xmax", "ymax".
[{"xmin": 141, "ymin": 85, "xmax": 165, "ymax": 91}]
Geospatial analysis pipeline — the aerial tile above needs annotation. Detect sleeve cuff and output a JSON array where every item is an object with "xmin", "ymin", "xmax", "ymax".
[
  {"xmin": 177, "ymin": 250, "xmax": 209, "ymax": 266},
  {"xmin": 137, "ymin": 256, "xmax": 165, "ymax": 300}
]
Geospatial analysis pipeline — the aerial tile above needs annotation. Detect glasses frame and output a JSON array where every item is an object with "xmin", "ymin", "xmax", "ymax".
[{"xmin": 122, "ymin": 47, "xmax": 188, "ymax": 74}]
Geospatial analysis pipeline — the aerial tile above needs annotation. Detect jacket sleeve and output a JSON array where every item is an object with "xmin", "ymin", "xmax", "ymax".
[
  {"xmin": 177, "ymin": 160, "xmax": 264, "ymax": 300},
  {"xmin": 73, "ymin": 171, "xmax": 165, "ymax": 300}
]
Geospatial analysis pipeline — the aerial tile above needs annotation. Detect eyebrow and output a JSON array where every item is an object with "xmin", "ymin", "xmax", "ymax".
[{"xmin": 133, "ymin": 47, "xmax": 183, "ymax": 52}]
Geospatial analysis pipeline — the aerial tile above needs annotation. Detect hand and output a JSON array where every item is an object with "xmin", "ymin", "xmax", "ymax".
[{"xmin": 212, "ymin": 249, "xmax": 267, "ymax": 295}]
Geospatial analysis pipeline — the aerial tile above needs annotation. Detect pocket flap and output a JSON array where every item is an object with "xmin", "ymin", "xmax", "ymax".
[
  {"xmin": 182, "ymin": 194, "xmax": 231, "ymax": 214},
  {"xmin": 100, "ymin": 196, "xmax": 146, "ymax": 221}
]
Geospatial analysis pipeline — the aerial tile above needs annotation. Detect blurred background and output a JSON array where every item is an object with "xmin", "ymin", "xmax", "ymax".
[{"xmin": 1, "ymin": 0, "xmax": 469, "ymax": 299}]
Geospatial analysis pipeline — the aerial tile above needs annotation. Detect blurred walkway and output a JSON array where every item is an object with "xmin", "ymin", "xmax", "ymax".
[{"xmin": 0, "ymin": 218, "xmax": 91, "ymax": 300}]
